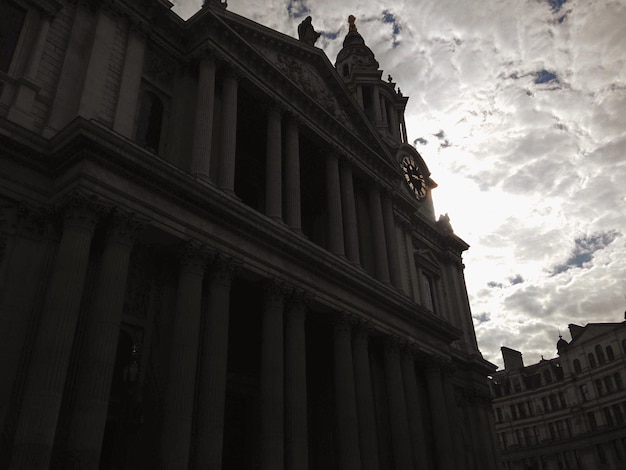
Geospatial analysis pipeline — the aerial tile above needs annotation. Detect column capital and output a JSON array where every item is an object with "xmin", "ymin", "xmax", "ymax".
[
  {"xmin": 352, "ymin": 318, "xmax": 375, "ymax": 343},
  {"xmin": 56, "ymin": 190, "xmax": 102, "ymax": 232},
  {"xmin": 208, "ymin": 253, "xmax": 238, "ymax": 284},
  {"xmin": 263, "ymin": 278, "xmax": 288, "ymax": 303},
  {"xmin": 382, "ymin": 335, "xmax": 405, "ymax": 356},
  {"xmin": 333, "ymin": 311, "xmax": 357, "ymax": 336},
  {"xmin": 221, "ymin": 62, "xmax": 244, "ymax": 82},
  {"xmin": 104, "ymin": 208, "xmax": 146, "ymax": 247},
  {"xmin": 178, "ymin": 240, "xmax": 209, "ymax": 275}
]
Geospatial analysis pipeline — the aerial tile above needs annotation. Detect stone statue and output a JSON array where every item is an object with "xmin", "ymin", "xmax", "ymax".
[
  {"xmin": 348, "ymin": 15, "xmax": 357, "ymax": 32},
  {"xmin": 298, "ymin": 16, "xmax": 321, "ymax": 46}
]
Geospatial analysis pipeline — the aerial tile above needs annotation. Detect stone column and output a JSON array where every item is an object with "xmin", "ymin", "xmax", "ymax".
[
  {"xmin": 191, "ymin": 55, "xmax": 217, "ymax": 182},
  {"xmin": 65, "ymin": 210, "xmax": 141, "ymax": 469},
  {"xmin": 194, "ymin": 255, "xmax": 236, "ymax": 470},
  {"xmin": 352, "ymin": 322, "xmax": 380, "ymax": 470},
  {"xmin": 0, "ymin": 204, "xmax": 49, "ymax": 439},
  {"xmin": 260, "ymin": 281, "xmax": 285, "ymax": 470},
  {"xmin": 404, "ymin": 229, "xmax": 420, "ymax": 303},
  {"xmin": 326, "ymin": 151, "xmax": 345, "ymax": 256},
  {"xmin": 401, "ymin": 347, "xmax": 431, "ymax": 470},
  {"xmin": 333, "ymin": 313, "xmax": 362, "ymax": 470},
  {"xmin": 10, "ymin": 193, "xmax": 98, "ymax": 470},
  {"xmin": 160, "ymin": 242, "xmax": 206, "ymax": 470},
  {"xmin": 383, "ymin": 338, "xmax": 413, "ymax": 470},
  {"xmin": 265, "ymin": 104, "xmax": 282, "ymax": 221},
  {"xmin": 113, "ymin": 25, "xmax": 146, "ymax": 138},
  {"xmin": 6, "ymin": 12, "xmax": 51, "ymax": 129},
  {"xmin": 424, "ymin": 361, "xmax": 456, "ymax": 470},
  {"xmin": 368, "ymin": 184, "xmax": 390, "ymax": 283},
  {"xmin": 339, "ymin": 158, "xmax": 360, "ymax": 264},
  {"xmin": 217, "ymin": 68, "xmax": 239, "ymax": 195},
  {"xmin": 285, "ymin": 291, "xmax": 309, "ymax": 470},
  {"xmin": 78, "ymin": 7, "xmax": 117, "ymax": 121},
  {"xmin": 475, "ymin": 393, "xmax": 499, "ymax": 470},
  {"xmin": 372, "ymin": 86, "xmax": 382, "ymax": 125},
  {"xmin": 284, "ymin": 116, "xmax": 301, "ymax": 232},
  {"xmin": 381, "ymin": 191, "xmax": 401, "ymax": 288}
]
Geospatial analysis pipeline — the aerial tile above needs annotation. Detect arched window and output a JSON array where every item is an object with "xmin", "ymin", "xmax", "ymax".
[
  {"xmin": 588, "ymin": 353, "xmax": 596, "ymax": 368},
  {"xmin": 135, "ymin": 90, "xmax": 164, "ymax": 153},
  {"xmin": 595, "ymin": 345, "xmax": 606, "ymax": 365},
  {"xmin": 573, "ymin": 359, "xmax": 582, "ymax": 373},
  {"xmin": 606, "ymin": 345, "xmax": 615, "ymax": 361}
]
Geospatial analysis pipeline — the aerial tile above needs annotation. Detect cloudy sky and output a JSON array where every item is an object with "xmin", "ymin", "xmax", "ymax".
[{"xmin": 172, "ymin": 0, "xmax": 626, "ymax": 369}]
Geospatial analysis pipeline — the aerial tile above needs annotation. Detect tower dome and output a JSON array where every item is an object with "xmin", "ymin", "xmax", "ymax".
[{"xmin": 335, "ymin": 15, "xmax": 379, "ymax": 78}]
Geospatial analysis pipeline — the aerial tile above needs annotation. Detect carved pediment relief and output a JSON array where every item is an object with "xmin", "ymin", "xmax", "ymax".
[{"xmin": 255, "ymin": 46, "xmax": 356, "ymax": 133}]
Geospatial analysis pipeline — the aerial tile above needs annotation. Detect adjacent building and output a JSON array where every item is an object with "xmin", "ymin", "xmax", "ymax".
[
  {"xmin": 0, "ymin": 0, "xmax": 498, "ymax": 469},
  {"xmin": 491, "ymin": 320, "xmax": 626, "ymax": 469}
]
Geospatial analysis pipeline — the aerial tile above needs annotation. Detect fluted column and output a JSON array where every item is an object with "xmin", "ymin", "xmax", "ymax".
[
  {"xmin": 424, "ymin": 361, "xmax": 456, "ymax": 470},
  {"xmin": 326, "ymin": 151, "xmax": 345, "ymax": 256},
  {"xmin": 191, "ymin": 55, "xmax": 217, "ymax": 182},
  {"xmin": 113, "ymin": 25, "xmax": 146, "ymax": 138},
  {"xmin": 194, "ymin": 255, "xmax": 236, "ymax": 469},
  {"xmin": 285, "ymin": 116, "xmax": 301, "ymax": 231},
  {"xmin": 285, "ymin": 291, "xmax": 309, "ymax": 470},
  {"xmin": 333, "ymin": 313, "xmax": 362, "ymax": 470},
  {"xmin": 339, "ymin": 158, "xmax": 360, "ymax": 264},
  {"xmin": 352, "ymin": 322, "xmax": 380, "ymax": 470},
  {"xmin": 160, "ymin": 242, "xmax": 206, "ymax": 470},
  {"xmin": 217, "ymin": 68, "xmax": 239, "ymax": 195},
  {"xmin": 381, "ymin": 191, "xmax": 401, "ymax": 288},
  {"xmin": 265, "ymin": 104, "xmax": 282, "ymax": 220},
  {"xmin": 401, "ymin": 347, "xmax": 431, "ymax": 470},
  {"xmin": 0, "ymin": 205, "xmax": 49, "ymax": 440},
  {"xmin": 10, "ymin": 193, "xmax": 98, "ymax": 470},
  {"xmin": 383, "ymin": 338, "xmax": 413, "ymax": 470},
  {"xmin": 65, "ymin": 210, "xmax": 141, "ymax": 468},
  {"xmin": 368, "ymin": 184, "xmax": 390, "ymax": 283},
  {"xmin": 260, "ymin": 281, "xmax": 285, "ymax": 470}
]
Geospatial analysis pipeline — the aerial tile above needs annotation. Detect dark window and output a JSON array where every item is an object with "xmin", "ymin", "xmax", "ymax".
[
  {"xmin": 588, "ymin": 352, "xmax": 596, "ymax": 368},
  {"xmin": 613, "ymin": 405, "xmax": 624, "ymax": 425},
  {"xmin": 615, "ymin": 373, "xmax": 623, "ymax": 390},
  {"xmin": 606, "ymin": 345, "xmax": 615, "ymax": 361},
  {"xmin": 579, "ymin": 384, "xmax": 589, "ymax": 402},
  {"xmin": 605, "ymin": 376, "xmax": 615, "ymax": 394},
  {"xmin": 135, "ymin": 90, "xmax": 164, "ymax": 153},
  {"xmin": 604, "ymin": 407, "xmax": 614, "ymax": 426},
  {"xmin": 573, "ymin": 359, "xmax": 582, "ymax": 373},
  {"xmin": 543, "ymin": 370, "xmax": 552, "ymax": 384},
  {"xmin": 342, "ymin": 64, "xmax": 349, "ymax": 77},
  {"xmin": 596, "ymin": 345, "xmax": 606, "ymax": 364},
  {"xmin": 595, "ymin": 379, "xmax": 605, "ymax": 397},
  {"xmin": 588, "ymin": 412, "xmax": 597, "ymax": 431},
  {"xmin": 0, "ymin": 0, "xmax": 27, "ymax": 72},
  {"xmin": 558, "ymin": 392, "xmax": 567, "ymax": 409}
]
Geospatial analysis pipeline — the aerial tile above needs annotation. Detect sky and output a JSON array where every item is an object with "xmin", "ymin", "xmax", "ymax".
[{"xmin": 172, "ymin": 0, "xmax": 626, "ymax": 369}]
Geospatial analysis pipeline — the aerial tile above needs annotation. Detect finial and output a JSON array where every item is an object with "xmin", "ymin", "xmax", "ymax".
[
  {"xmin": 348, "ymin": 15, "xmax": 357, "ymax": 32},
  {"xmin": 388, "ymin": 74, "xmax": 393, "ymax": 83}
]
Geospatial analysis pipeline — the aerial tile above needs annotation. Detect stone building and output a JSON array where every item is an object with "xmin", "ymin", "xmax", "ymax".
[
  {"xmin": 491, "ymin": 321, "xmax": 626, "ymax": 469},
  {"xmin": 0, "ymin": 0, "xmax": 498, "ymax": 469}
]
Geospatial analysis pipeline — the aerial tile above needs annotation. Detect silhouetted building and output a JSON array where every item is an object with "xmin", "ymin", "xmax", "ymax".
[
  {"xmin": 0, "ymin": 0, "xmax": 497, "ymax": 468},
  {"xmin": 491, "ymin": 321, "xmax": 626, "ymax": 469}
]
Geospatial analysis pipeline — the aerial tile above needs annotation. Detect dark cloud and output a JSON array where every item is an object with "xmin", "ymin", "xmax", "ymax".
[
  {"xmin": 509, "ymin": 274, "xmax": 524, "ymax": 285},
  {"xmin": 287, "ymin": 0, "xmax": 310, "ymax": 19},
  {"xmin": 433, "ymin": 130, "xmax": 451, "ymax": 149},
  {"xmin": 473, "ymin": 313, "xmax": 491, "ymax": 325},
  {"xmin": 487, "ymin": 281, "xmax": 504, "ymax": 289},
  {"xmin": 548, "ymin": 0, "xmax": 567, "ymax": 12},
  {"xmin": 382, "ymin": 10, "xmax": 401, "ymax": 48},
  {"xmin": 549, "ymin": 231, "xmax": 620, "ymax": 275},
  {"xmin": 414, "ymin": 137, "xmax": 428, "ymax": 146}
]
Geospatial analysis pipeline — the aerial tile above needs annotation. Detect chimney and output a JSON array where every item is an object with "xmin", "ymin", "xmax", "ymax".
[{"xmin": 501, "ymin": 346, "xmax": 524, "ymax": 371}]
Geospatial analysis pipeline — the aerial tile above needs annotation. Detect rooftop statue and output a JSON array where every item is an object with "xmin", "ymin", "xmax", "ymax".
[
  {"xmin": 298, "ymin": 16, "xmax": 321, "ymax": 46},
  {"xmin": 348, "ymin": 15, "xmax": 357, "ymax": 32}
]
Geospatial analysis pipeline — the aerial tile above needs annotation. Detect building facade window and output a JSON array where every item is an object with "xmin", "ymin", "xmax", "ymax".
[
  {"xmin": 606, "ymin": 345, "xmax": 615, "ymax": 361},
  {"xmin": 573, "ymin": 358, "xmax": 582, "ymax": 373},
  {"xmin": 596, "ymin": 344, "xmax": 606, "ymax": 365},
  {"xmin": 135, "ymin": 89, "xmax": 166, "ymax": 154},
  {"xmin": 0, "ymin": 0, "xmax": 27, "ymax": 73},
  {"xmin": 588, "ymin": 352, "xmax": 597, "ymax": 368}
]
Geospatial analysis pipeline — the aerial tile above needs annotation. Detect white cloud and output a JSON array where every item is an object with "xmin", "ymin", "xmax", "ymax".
[{"xmin": 172, "ymin": 0, "xmax": 626, "ymax": 369}]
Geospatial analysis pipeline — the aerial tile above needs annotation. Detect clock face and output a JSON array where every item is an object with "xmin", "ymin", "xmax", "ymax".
[{"xmin": 401, "ymin": 155, "xmax": 426, "ymax": 200}]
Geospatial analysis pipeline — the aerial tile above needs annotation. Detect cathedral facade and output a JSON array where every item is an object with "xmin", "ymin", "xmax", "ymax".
[{"xmin": 0, "ymin": 0, "xmax": 498, "ymax": 469}]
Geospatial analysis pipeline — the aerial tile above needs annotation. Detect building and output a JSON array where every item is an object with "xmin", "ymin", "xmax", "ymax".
[
  {"xmin": 0, "ymin": 0, "xmax": 498, "ymax": 469},
  {"xmin": 491, "ymin": 321, "xmax": 626, "ymax": 469}
]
